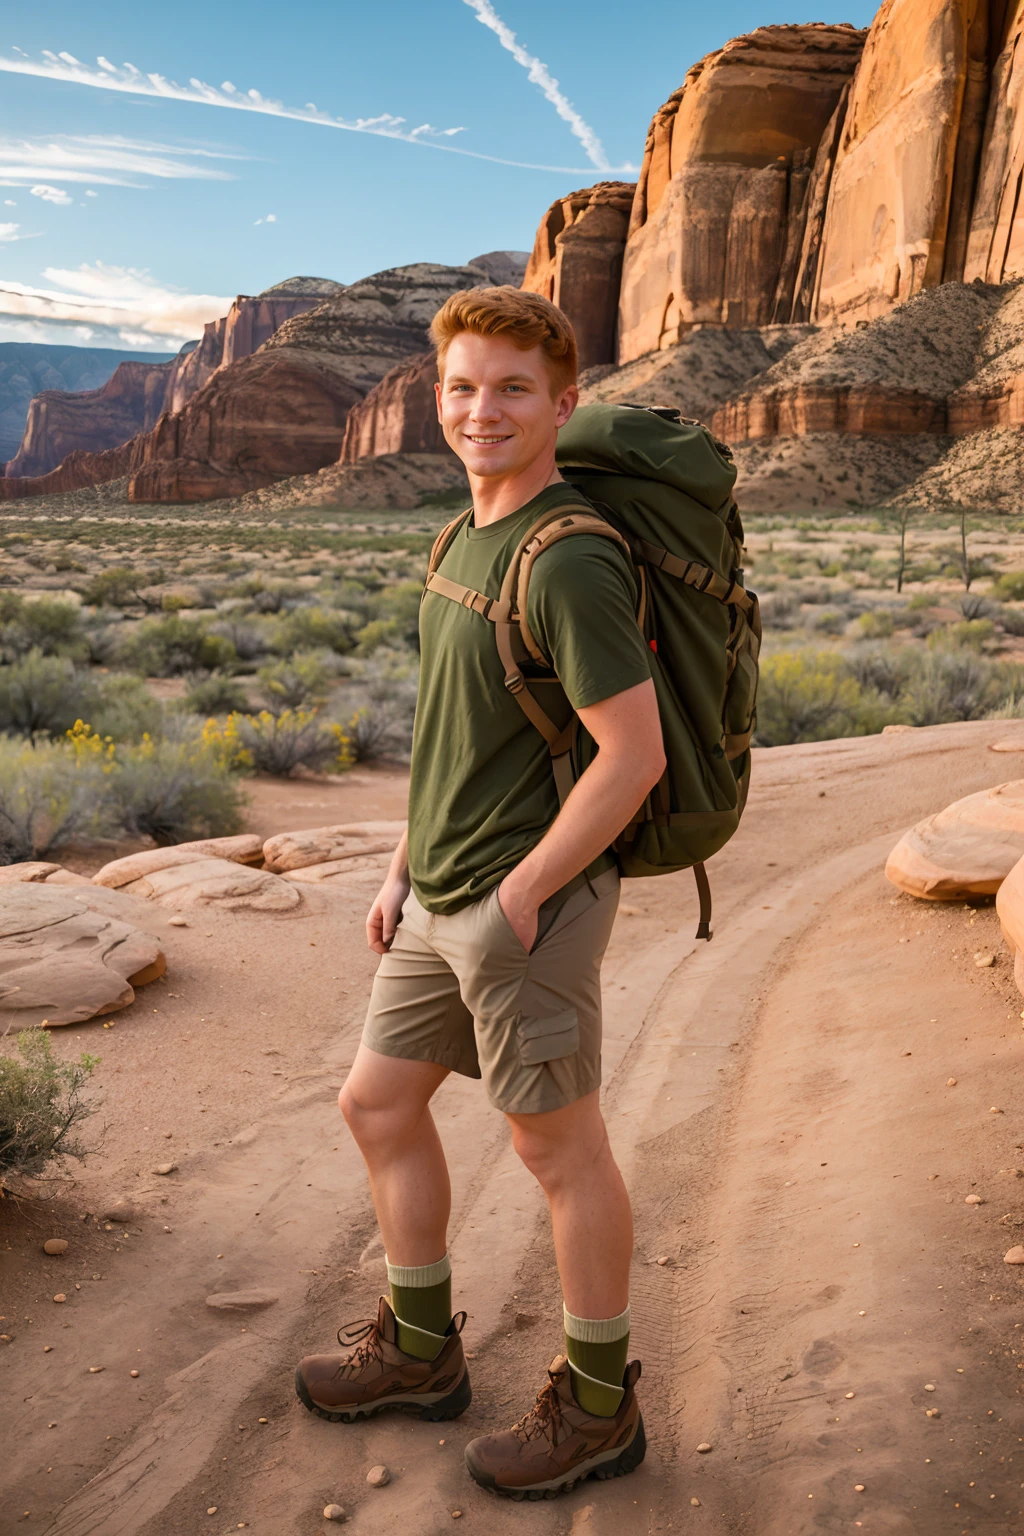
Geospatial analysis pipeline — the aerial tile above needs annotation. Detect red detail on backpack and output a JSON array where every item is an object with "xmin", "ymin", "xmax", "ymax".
[{"xmin": 649, "ymin": 638, "xmax": 658, "ymax": 653}]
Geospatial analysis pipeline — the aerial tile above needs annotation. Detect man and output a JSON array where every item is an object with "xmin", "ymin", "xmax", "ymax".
[{"xmin": 295, "ymin": 287, "xmax": 666, "ymax": 1498}]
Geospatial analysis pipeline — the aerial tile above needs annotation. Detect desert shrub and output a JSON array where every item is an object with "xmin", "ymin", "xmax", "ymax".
[
  {"xmin": 183, "ymin": 673, "xmax": 251, "ymax": 716},
  {"xmin": 0, "ymin": 651, "xmax": 95, "ymax": 742},
  {"xmin": 80, "ymin": 566, "xmax": 151, "ymax": 608},
  {"xmin": 0, "ymin": 1031, "xmax": 99, "ymax": 1187},
  {"xmin": 339, "ymin": 653, "xmax": 419, "ymax": 759},
  {"xmin": 846, "ymin": 644, "xmax": 913, "ymax": 701},
  {"xmin": 992, "ymin": 571, "xmax": 1024, "ymax": 603},
  {"xmin": 754, "ymin": 652, "xmax": 865, "ymax": 746},
  {"xmin": 110, "ymin": 732, "xmax": 246, "ymax": 845},
  {"xmin": 354, "ymin": 580, "xmax": 423, "ymax": 655},
  {"xmin": 117, "ymin": 615, "xmax": 237, "ymax": 677},
  {"xmin": 0, "ymin": 728, "xmax": 116, "ymax": 862},
  {"xmin": 272, "ymin": 605, "xmax": 354, "ymax": 656},
  {"xmin": 341, "ymin": 705, "xmax": 398, "ymax": 763},
  {"xmin": 960, "ymin": 593, "xmax": 996, "ymax": 620},
  {"xmin": 226, "ymin": 708, "xmax": 352, "ymax": 777},
  {"xmin": 855, "ymin": 610, "xmax": 895, "ymax": 639},
  {"xmin": 87, "ymin": 674, "xmax": 165, "ymax": 742},
  {"xmin": 995, "ymin": 605, "xmax": 1024, "ymax": 638},
  {"xmin": 758, "ymin": 589, "xmax": 800, "ymax": 629},
  {"xmin": 808, "ymin": 609, "xmax": 845, "ymax": 635},
  {"xmin": 256, "ymin": 651, "xmax": 334, "ymax": 712},
  {"xmin": 210, "ymin": 616, "xmax": 271, "ymax": 662},
  {"xmin": 934, "ymin": 619, "xmax": 995, "ymax": 652},
  {"xmin": 902, "ymin": 651, "xmax": 1002, "ymax": 725},
  {"xmin": 0, "ymin": 596, "xmax": 86, "ymax": 663}
]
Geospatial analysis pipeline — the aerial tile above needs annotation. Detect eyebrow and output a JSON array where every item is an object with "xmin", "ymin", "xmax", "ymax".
[{"xmin": 445, "ymin": 373, "xmax": 536, "ymax": 385}]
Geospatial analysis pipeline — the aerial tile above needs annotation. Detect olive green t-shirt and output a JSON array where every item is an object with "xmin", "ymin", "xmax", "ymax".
[{"xmin": 408, "ymin": 482, "xmax": 653, "ymax": 914}]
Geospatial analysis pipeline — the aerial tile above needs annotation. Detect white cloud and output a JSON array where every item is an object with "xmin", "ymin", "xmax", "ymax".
[
  {"xmin": 30, "ymin": 183, "xmax": 73, "ymax": 205},
  {"xmin": 0, "ymin": 262, "xmax": 232, "ymax": 348},
  {"xmin": 462, "ymin": 0, "xmax": 630, "ymax": 172},
  {"xmin": 0, "ymin": 222, "xmax": 24, "ymax": 242},
  {"xmin": 254, "ymin": 212, "xmax": 276, "ymax": 225},
  {"xmin": 3, "ymin": 198, "xmax": 14, "ymax": 206},
  {"xmin": 0, "ymin": 134, "xmax": 239, "ymax": 191},
  {"xmin": 0, "ymin": 47, "xmax": 607, "ymax": 174},
  {"xmin": 85, "ymin": 188, "xmax": 98, "ymax": 197}
]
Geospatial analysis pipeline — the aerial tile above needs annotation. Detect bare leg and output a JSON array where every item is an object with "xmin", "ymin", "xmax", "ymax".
[
  {"xmin": 339, "ymin": 1044, "xmax": 451, "ymax": 1266},
  {"xmin": 506, "ymin": 1089, "xmax": 632, "ymax": 1317}
]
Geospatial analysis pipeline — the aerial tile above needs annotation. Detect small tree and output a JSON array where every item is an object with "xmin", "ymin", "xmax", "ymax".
[{"xmin": 0, "ymin": 1031, "xmax": 99, "ymax": 1187}]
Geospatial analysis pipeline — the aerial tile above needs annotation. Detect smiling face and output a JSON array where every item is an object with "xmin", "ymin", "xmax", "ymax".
[{"xmin": 435, "ymin": 331, "xmax": 578, "ymax": 482}]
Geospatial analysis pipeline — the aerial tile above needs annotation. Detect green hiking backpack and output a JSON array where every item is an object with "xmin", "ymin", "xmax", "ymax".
[{"xmin": 423, "ymin": 401, "xmax": 761, "ymax": 939}]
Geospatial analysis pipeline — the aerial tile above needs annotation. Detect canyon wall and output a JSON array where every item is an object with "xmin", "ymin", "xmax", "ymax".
[
  {"xmin": 339, "ymin": 352, "xmax": 445, "ymax": 463},
  {"xmin": 617, "ymin": 24, "xmax": 867, "ymax": 362},
  {"xmin": 521, "ymin": 183, "xmax": 636, "ymax": 368}
]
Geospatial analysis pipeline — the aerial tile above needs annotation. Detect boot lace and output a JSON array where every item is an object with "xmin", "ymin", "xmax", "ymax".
[
  {"xmin": 511, "ymin": 1372, "xmax": 566, "ymax": 1448},
  {"xmin": 334, "ymin": 1317, "xmax": 383, "ymax": 1376}
]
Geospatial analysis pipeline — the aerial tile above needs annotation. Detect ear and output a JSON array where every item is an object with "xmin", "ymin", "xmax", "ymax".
[
  {"xmin": 554, "ymin": 383, "xmax": 579, "ymax": 430},
  {"xmin": 434, "ymin": 379, "xmax": 443, "ymax": 425}
]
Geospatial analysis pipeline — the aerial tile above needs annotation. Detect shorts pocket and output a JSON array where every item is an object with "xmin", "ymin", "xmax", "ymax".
[{"xmin": 516, "ymin": 1007, "xmax": 579, "ymax": 1066}]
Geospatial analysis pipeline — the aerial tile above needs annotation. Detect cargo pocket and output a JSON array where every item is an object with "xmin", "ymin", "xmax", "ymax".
[{"xmin": 516, "ymin": 1007, "xmax": 579, "ymax": 1066}]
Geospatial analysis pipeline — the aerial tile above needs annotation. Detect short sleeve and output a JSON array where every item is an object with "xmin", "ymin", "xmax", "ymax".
[{"xmin": 525, "ymin": 535, "xmax": 652, "ymax": 711}]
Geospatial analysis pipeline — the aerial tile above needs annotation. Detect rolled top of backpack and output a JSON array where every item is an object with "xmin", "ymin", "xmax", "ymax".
[{"xmin": 555, "ymin": 401, "xmax": 737, "ymax": 513}]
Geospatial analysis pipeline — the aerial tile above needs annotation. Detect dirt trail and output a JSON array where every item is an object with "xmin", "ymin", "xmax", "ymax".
[{"xmin": 3, "ymin": 724, "xmax": 1023, "ymax": 1535}]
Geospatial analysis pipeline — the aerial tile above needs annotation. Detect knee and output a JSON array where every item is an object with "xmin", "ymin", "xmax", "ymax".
[
  {"xmin": 511, "ymin": 1114, "xmax": 610, "ymax": 1194},
  {"xmin": 511, "ymin": 1124, "xmax": 565, "ymax": 1194},
  {"xmin": 338, "ymin": 1078, "xmax": 416, "ymax": 1151}
]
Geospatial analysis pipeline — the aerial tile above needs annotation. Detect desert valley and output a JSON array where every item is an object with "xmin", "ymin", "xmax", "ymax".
[{"xmin": 3, "ymin": 3, "xmax": 1024, "ymax": 1534}]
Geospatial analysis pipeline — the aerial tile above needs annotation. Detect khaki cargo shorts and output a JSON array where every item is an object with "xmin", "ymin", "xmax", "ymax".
[{"xmin": 362, "ymin": 868, "xmax": 620, "ymax": 1115}]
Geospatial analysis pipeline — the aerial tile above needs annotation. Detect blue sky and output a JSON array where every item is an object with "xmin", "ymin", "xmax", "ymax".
[{"xmin": 0, "ymin": 0, "xmax": 877, "ymax": 350}]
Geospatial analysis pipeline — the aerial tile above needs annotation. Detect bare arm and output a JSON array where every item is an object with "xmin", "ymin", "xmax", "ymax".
[
  {"xmin": 366, "ymin": 827, "xmax": 410, "ymax": 955},
  {"xmin": 498, "ymin": 677, "xmax": 666, "ymax": 951}
]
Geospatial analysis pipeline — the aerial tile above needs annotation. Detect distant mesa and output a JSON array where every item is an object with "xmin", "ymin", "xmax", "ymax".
[
  {"xmin": 257, "ymin": 275, "xmax": 347, "ymax": 299},
  {"xmin": 466, "ymin": 251, "xmax": 529, "ymax": 287}
]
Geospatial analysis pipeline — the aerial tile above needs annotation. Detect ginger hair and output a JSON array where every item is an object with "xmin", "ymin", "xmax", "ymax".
[{"xmin": 429, "ymin": 285, "xmax": 578, "ymax": 392}]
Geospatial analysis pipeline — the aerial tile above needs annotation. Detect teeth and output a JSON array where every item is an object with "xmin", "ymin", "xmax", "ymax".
[{"xmin": 467, "ymin": 435, "xmax": 509, "ymax": 443}]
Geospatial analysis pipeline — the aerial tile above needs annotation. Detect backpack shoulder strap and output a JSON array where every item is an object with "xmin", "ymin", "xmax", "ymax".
[
  {"xmin": 425, "ymin": 508, "xmax": 473, "ymax": 580},
  {"xmin": 510, "ymin": 508, "xmax": 637, "ymax": 666}
]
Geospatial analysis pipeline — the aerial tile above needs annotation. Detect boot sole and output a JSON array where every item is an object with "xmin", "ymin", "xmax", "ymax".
[
  {"xmin": 294, "ymin": 1364, "xmax": 472, "ymax": 1424},
  {"xmin": 465, "ymin": 1411, "xmax": 646, "ymax": 1500}
]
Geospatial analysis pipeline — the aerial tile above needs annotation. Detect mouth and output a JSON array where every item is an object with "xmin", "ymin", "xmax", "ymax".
[{"xmin": 464, "ymin": 434, "xmax": 514, "ymax": 445}]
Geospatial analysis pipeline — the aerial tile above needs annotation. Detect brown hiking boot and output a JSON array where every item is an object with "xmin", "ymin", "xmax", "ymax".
[
  {"xmin": 294, "ymin": 1296, "xmax": 471, "ymax": 1423},
  {"xmin": 464, "ymin": 1354, "xmax": 645, "ymax": 1499}
]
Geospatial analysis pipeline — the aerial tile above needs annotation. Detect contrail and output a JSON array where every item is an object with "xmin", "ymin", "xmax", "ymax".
[
  {"xmin": 462, "ymin": 0, "xmax": 614, "ymax": 172},
  {"xmin": 0, "ymin": 49, "xmax": 603, "ymax": 175}
]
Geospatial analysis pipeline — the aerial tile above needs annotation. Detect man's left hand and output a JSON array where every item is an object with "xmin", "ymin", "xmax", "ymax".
[{"xmin": 497, "ymin": 877, "xmax": 539, "ymax": 955}]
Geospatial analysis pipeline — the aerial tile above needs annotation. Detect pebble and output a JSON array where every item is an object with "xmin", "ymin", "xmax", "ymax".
[
  {"xmin": 153, "ymin": 1163, "xmax": 177, "ymax": 1176},
  {"xmin": 696, "ymin": 1442, "xmax": 712, "ymax": 1454},
  {"xmin": 854, "ymin": 1484, "xmax": 865, "ymax": 1492},
  {"xmin": 88, "ymin": 1366, "xmax": 104, "ymax": 1373},
  {"xmin": 366, "ymin": 1464, "xmax": 390, "ymax": 1487},
  {"xmin": 974, "ymin": 952, "xmax": 996, "ymax": 968},
  {"xmin": 656, "ymin": 1255, "xmax": 670, "ymax": 1266},
  {"xmin": 925, "ymin": 1408, "xmax": 941, "ymax": 1418},
  {"xmin": 52, "ymin": 1294, "xmax": 66, "ymax": 1304},
  {"xmin": 965, "ymin": 1194, "xmax": 984, "ymax": 1205},
  {"xmin": 690, "ymin": 1497, "xmax": 701, "ymax": 1507},
  {"xmin": 322, "ymin": 1506, "xmax": 346, "ymax": 1522},
  {"xmin": 845, "ymin": 1392, "xmax": 855, "ymax": 1399},
  {"xmin": 207, "ymin": 1508, "xmax": 218, "ymax": 1516},
  {"xmin": 130, "ymin": 1369, "xmax": 140, "ymax": 1378},
  {"xmin": 43, "ymin": 1345, "xmax": 52, "ymax": 1352},
  {"xmin": 43, "ymin": 1239, "xmax": 68, "ymax": 1256},
  {"xmin": 169, "ymin": 916, "xmax": 189, "ymax": 927},
  {"xmin": 924, "ymin": 1383, "xmax": 936, "ymax": 1391},
  {"xmin": 1003, "ymin": 1245, "xmax": 1024, "ymax": 1264},
  {"xmin": 102, "ymin": 1204, "xmax": 138, "ymax": 1223},
  {"xmin": 990, "ymin": 1106, "xmax": 1003, "ymax": 1114},
  {"xmin": 947, "ymin": 1077, "xmax": 957, "ymax": 1087}
]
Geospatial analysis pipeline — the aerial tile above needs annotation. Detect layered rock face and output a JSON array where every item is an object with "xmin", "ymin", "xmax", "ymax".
[
  {"xmin": 813, "ymin": 0, "xmax": 995, "ymax": 324},
  {"xmin": 522, "ymin": 183, "xmax": 636, "ymax": 368},
  {"xmin": 3, "ymin": 281, "xmax": 341, "ymax": 481},
  {"xmin": 339, "ymin": 351, "xmax": 444, "ymax": 462},
  {"xmin": 965, "ymin": 3, "xmax": 1024, "ymax": 283},
  {"xmin": 0, "ymin": 342, "xmax": 174, "ymax": 464},
  {"xmin": 617, "ymin": 24, "xmax": 867, "ymax": 362}
]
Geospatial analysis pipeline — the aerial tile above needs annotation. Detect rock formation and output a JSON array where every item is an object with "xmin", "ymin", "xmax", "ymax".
[
  {"xmin": 617, "ymin": 24, "xmax": 867, "ymax": 362},
  {"xmin": 2, "ymin": 281, "xmax": 341, "ymax": 481},
  {"xmin": 885, "ymin": 780, "xmax": 1024, "ymax": 899},
  {"xmin": 522, "ymin": 183, "xmax": 636, "ymax": 368},
  {"xmin": 93, "ymin": 847, "xmax": 300, "ymax": 911},
  {"xmin": 262, "ymin": 822, "xmax": 403, "ymax": 875},
  {"xmin": 996, "ymin": 846, "xmax": 1024, "ymax": 992},
  {"xmin": 0, "ymin": 886, "xmax": 165, "ymax": 1028},
  {"xmin": 466, "ymin": 251, "xmax": 529, "ymax": 286},
  {"xmin": 0, "ymin": 341, "xmax": 174, "ymax": 464},
  {"xmin": 339, "ymin": 352, "xmax": 445, "ymax": 462}
]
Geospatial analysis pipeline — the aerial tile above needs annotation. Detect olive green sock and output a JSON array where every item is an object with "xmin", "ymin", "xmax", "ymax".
[
  {"xmin": 563, "ymin": 1304, "xmax": 630, "ymax": 1417},
  {"xmin": 386, "ymin": 1254, "xmax": 451, "ymax": 1362}
]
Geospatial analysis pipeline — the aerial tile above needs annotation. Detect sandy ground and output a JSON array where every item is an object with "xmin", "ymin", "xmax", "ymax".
[{"xmin": 3, "ymin": 724, "xmax": 1024, "ymax": 1535}]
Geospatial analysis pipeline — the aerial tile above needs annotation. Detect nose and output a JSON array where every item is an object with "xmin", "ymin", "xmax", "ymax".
[{"xmin": 469, "ymin": 388, "xmax": 503, "ymax": 424}]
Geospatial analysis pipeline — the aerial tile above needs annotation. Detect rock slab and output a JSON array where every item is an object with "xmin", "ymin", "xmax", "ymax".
[{"xmin": 886, "ymin": 780, "xmax": 1024, "ymax": 900}]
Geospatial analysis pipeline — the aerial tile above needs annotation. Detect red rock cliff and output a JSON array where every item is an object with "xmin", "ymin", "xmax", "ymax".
[
  {"xmin": 617, "ymin": 24, "xmax": 867, "ymax": 363},
  {"xmin": 339, "ymin": 352, "xmax": 446, "ymax": 463},
  {"xmin": 521, "ymin": 183, "xmax": 636, "ymax": 369}
]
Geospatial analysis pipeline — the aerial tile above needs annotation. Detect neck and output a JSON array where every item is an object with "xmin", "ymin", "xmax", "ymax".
[{"xmin": 468, "ymin": 447, "xmax": 562, "ymax": 528}]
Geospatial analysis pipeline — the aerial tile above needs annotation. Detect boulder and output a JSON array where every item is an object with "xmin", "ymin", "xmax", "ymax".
[
  {"xmin": 262, "ymin": 821, "xmax": 405, "ymax": 875},
  {"xmin": 522, "ymin": 183, "xmax": 636, "ymax": 369},
  {"xmin": 96, "ymin": 854, "xmax": 299, "ymax": 912},
  {"xmin": 0, "ymin": 885, "xmax": 165, "ymax": 1028},
  {"xmin": 282, "ymin": 854, "xmax": 395, "ymax": 884},
  {"xmin": 997, "ymin": 853, "xmax": 1024, "ymax": 990},
  {"xmin": 617, "ymin": 24, "xmax": 866, "ymax": 363},
  {"xmin": 814, "ymin": 0, "xmax": 993, "ymax": 324},
  {"xmin": 93, "ymin": 835, "xmax": 265, "ymax": 889},
  {"xmin": 885, "ymin": 780, "xmax": 1024, "ymax": 900},
  {"xmin": 339, "ymin": 352, "xmax": 447, "ymax": 463},
  {"xmin": 0, "ymin": 861, "xmax": 90, "ymax": 886}
]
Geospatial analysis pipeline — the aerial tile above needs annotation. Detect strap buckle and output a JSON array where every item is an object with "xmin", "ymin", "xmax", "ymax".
[{"xmin": 504, "ymin": 671, "xmax": 525, "ymax": 696}]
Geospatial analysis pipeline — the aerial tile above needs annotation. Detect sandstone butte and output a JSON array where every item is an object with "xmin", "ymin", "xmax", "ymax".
[
  {"xmin": 616, "ymin": 23, "xmax": 867, "ymax": 363},
  {"xmin": 3, "ymin": 279, "xmax": 344, "ymax": 481},
  {"xmin": 0, "ymin": 265, "xmax": 488, "ymax": 504},
  {"xmin": 521, "ymin": 182, "xmax": 637, "ymax": 370}
]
